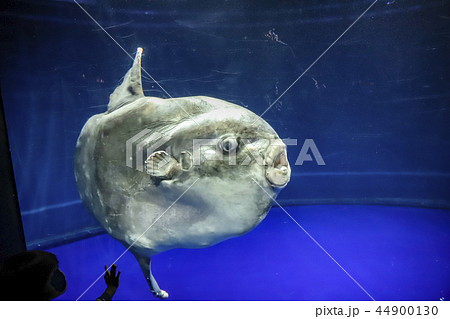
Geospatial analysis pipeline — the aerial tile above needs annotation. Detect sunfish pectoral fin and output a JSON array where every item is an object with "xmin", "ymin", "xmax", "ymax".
[
  {"xmin": 145, "ymin": 150, "xmax": 180, "ymax": 179},
  {"xmin": 107, "ymin": 47, "xmax": 144, "ymax": 113}
]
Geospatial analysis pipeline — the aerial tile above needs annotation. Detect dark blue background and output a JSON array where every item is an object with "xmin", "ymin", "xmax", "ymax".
[{"xmin": 0, "ymin": 0, "xmax": 449, "ymax": 300}]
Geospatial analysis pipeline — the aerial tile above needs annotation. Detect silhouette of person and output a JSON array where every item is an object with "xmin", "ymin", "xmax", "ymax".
[
  {"xmin": 0, "ymin": 250, "xmax": 66, "ymax": 300},
  {"xmin": 0, "ymin": 250, "xmax": 121, "ymax": 301}
]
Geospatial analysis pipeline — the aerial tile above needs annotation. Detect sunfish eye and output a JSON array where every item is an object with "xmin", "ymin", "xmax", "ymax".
[{"xmin": 219, "ymin": 137, "xmax": 238, "ymax": 154}]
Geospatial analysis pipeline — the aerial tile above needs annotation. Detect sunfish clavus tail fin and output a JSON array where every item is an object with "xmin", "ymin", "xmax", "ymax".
[{"xmin": 107, "ymin": 47, "xmax": 144, "ymax": 113}]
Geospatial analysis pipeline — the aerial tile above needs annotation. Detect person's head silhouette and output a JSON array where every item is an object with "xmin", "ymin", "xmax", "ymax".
[{"xmin": 0, "ymin": 250, "xmax": 67, "ymax": 300}]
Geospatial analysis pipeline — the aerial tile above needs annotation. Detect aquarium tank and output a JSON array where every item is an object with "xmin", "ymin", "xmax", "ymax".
[{"xmin": 0, "ymin": 0, "xmax": 449, "ymax": 301}]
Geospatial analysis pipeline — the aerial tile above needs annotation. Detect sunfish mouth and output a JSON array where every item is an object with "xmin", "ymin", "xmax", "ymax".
[{"xmin": 264, "ymin": 143, "xmax": 291, "ymax": 188}]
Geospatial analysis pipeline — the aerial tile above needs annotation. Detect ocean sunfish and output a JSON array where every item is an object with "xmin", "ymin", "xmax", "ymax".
[{"xmin": 74, "ymin": 48, "xmax": 291, "ymax": 299}]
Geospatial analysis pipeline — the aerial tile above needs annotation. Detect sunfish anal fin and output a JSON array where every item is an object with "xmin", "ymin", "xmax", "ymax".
[{"xmin": 107, "ymin": 47, "xmax": 144, "ymax": 113}]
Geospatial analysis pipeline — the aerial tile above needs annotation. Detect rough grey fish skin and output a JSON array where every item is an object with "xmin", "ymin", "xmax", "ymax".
[{"xmin": 74, "ymin": 48, "xmax": 290, "ymax": 299}]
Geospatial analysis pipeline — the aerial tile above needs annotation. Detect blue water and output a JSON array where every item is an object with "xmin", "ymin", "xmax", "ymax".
[
  {"xmin": 50, "ymin": 205, "xmax": 450, "ymax": 301},
  {"xmin": 1, "ymin": 0, "xmax": 449, "ymax": 301}
]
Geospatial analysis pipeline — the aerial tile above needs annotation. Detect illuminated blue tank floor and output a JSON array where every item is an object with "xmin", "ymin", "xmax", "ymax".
[{"xmin": 48, "ymin": 205, "xmax": 450, "ymax": 301}]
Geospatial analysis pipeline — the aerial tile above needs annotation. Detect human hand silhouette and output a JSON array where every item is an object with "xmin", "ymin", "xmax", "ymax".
[{"xmin": 104, "ymin": 264, "xmax": 121, "ymax": 288}]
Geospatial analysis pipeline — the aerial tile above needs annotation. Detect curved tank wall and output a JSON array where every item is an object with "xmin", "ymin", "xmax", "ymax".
[{"xmin": 0, "ymin": 0, "xmax": 449, "ymax": 301}]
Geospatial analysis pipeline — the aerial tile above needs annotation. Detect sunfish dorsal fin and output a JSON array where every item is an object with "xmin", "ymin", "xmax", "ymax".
[{"xmin": 107, "ymin": 47, "xmax": 144, "ymax": 113}]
